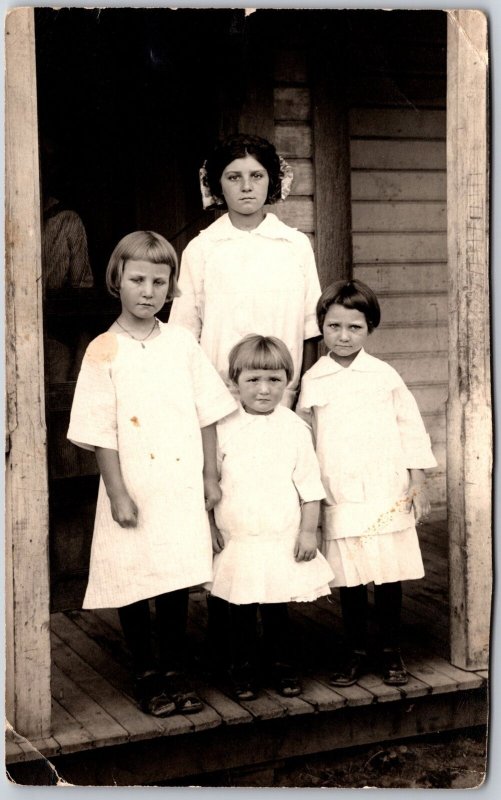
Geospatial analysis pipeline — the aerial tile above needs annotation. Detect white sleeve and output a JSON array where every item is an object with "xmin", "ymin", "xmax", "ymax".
[
  {"xmin": 292, "ymin": 421, "xmax": 326, "ymax": 502},
  {"xmin": 169, "ymin": 238, "xmax": 204, "ymax": 341},
  {"xmin": 300, "ymin": 235, "xmax": 322, "ymax": 340},
  {"xmin": 188, "ymin": 333, "xmax": 238, "ymax": 428},
  {"xmin": 394, "ymin": 383, "xmax": 438, "ymax": 469},
  {"xmin": 67, "ymin": 335, "xmax": 118, "ymax": 451}
]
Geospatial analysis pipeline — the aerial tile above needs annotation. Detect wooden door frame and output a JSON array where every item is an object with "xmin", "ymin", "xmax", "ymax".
[
  {"xmin": 446, "ymin": 10, "xmax": 491, "ymax": 670},
  {"xmin": 4, "ymin": 8, "xmax": 491, "ymax": 739}
]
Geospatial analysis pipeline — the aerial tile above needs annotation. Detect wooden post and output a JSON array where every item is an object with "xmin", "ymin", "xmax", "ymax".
[
  {"xmin": 446, "ymin": 10, "xmax": 491, "ymax": 669},
  {"xmin": 5, "ymin": 8, "xmax": 52, "ymax": 736},
  {"xmin": 311, "ymin": 30, "xmax": 353, "ymax": 288}
]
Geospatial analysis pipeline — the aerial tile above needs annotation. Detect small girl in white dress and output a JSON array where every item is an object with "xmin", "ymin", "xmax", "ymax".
[
  {"xmin": 208, "ymin": 335, "xmax": 334, "ymax": 700},
  {"xmin": 297, "ymin": 279, "xmax": 437, "ymax": 687},
  {"xmin": 67, "ymin": 231, "xmax": 237, "ymax": 718}
]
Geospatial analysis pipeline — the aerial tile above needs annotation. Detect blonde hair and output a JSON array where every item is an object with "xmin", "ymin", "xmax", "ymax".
[
  {"xmin": 228, "ymin": 335, "xmax": 294, "ymax": 383},
  {"xmin": 105, "ymin": 231, "xmax": 180, "ymax": 300}
]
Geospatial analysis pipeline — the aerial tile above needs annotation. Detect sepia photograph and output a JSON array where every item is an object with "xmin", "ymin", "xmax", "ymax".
[{"xmin": 4, "ymin": 3, "xmax": 492, "ymax": 789}]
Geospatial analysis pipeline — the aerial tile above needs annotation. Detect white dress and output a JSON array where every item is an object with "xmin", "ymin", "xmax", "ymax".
[
  {"xmin": 169, "ymin": 212, "xmax": 321, "ymax": 407},
  {"xmin": 67, "ymin": 322, "xmax": 237, "ymax": 609},
  {"xmin": 297, "ymin": 349, "xmax": 437, "ymax": 587},
  {"xmin": 209, "ymin": 405, "xmax": 334, "ymax": 604}
]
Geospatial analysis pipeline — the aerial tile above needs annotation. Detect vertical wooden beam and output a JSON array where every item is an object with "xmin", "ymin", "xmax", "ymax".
[
  {"xmin": 5, "ymin": 8, "xmax": 52, "ymax": 736},
  {"xmin": 446, "ymin": 10, "xmax": 491, "ymax": 669},
  {"xmin": 311, "ymin": 32, "xmax": 353, "ymax": 288}
]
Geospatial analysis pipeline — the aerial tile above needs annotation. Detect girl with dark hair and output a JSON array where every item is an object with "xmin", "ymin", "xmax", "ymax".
[
  {"xmin": 170, "ymin": 133, "xmax": 322, "ymax": 408},
  {"xmin": 298, "ymin": 279, "xmax": 437, "ymax": 687},
  {"xmin": 67, "ymin": 231, "xmax": 237, "ymax": 717}
]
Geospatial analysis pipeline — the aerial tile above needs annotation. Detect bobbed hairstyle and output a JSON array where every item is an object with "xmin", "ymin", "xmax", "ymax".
[
  {"xmin": 316, "ymin": 279, "xmax": 381, "ymax": 333},
  {"xmin": 106, "ymin": 230, "xmax": 180, "ymax": 300},
  {"xmin": 205, "ymin": 134, "xmax": 282, "ymax": 207},
  {"xmin": 228, "ymin": 334, "xmax": 294, "ymax": 384}
]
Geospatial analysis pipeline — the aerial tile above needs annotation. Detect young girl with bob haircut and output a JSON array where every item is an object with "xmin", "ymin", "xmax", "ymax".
[
  {"xmin": 208, "ymin": 334, "xmax": 334, "ymax": 700},
  {"xmin": 169, "ymin": 133, "xmax": 322, "ymax": 408},
  {"xmin": 68, "ymin": 230, "xmax": 237, "ymax": 717},
  {"xmin": 297, "ymin": 279, "xmax": 437, "ymax": 687}
]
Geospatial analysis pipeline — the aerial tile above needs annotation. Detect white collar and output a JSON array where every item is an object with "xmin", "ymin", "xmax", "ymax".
[
  {"xmin": 203, "ymin": 212, "xmax": 297, "ymax": 243},
  {"xmin": 306, "ymin": 348, "xmax": 383, "ymax": 379}
]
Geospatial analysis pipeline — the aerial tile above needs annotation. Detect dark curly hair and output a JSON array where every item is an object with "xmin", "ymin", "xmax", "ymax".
[
  {"xmin": 316, "ymin": 279, "xmax": 381, "ymax": 333},
  {"xmin": 204, "ymin": 133, "xmax": 282, "ymax": 207}
]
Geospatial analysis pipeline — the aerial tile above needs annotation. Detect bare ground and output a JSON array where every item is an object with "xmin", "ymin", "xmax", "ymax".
[{"xmin": 173, "ymin": 725, "xmax": 488, "ymax": 789}]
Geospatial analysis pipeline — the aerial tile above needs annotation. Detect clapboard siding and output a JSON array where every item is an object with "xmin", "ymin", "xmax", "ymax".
[
  {"xmin": 349, "ymin": 38, "xmax": 447, "ymax": 510},
  {"xmin": 351, "ymin": 140, "xmax": 446, "ymax": 170},
  {"xmin": 350, "ymin": 108, "xmax": 446, "ymax": 139},
  {"xmin": 352, "ymin": 202, "xmax": 446, "ymax": 232},
  {"xmin": 272, "ymin": 55, "xmax": 314, "ymax": 237},
  {"xmin": 352, "ymin": 171, "xmax": 446, "ymax": 201},
  {"xmin": 355, "ymin": 264, "xmax": 447, "ymax": 293}
]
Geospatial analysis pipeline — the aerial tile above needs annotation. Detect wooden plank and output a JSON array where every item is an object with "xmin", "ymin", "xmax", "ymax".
[
  {"xmin": 274, "ymin": 48, "xmax": 308, "ymax": 84},
  {"xmin": 51, "ymin": 698, "xmax": 95, "ymax": 755},
  {"xmin": 5, "ymin": 6, "xmax": 52, "ymax": 739},
  {"xmin": 446, "ymin": 10, "xmax": 491, "ymax": 671},
  {"xmin": 352, "ymin": 170, "xmax": 446, "ymax": 202},
  {"xmin": 349, "ymin": 108, "xmax": 446, "ymax": 139},
  {"xmin": 43, "ymin": 689, "xmax": 488, "ymax": 786},
  {"xmin": 275, "ymin": 123, "xmax": 312, "ymax": 158},
  {"xmin": 368, "ymin": 354, "xmax": 447, "ymax": 384},
  {"xmin": 354, "ymin": 263, "xmax": 447, "ymax": 293},
  {"xmin": 274, "ymin": 87, "xmax": 311, "ymax": 121},
  {"xmin": 51, "ymin": 632, "xmax": 172, "ymax": 740},
  {"xmin": 367, "ymin": 324, "xmax": 448, "ymax": 355},
  {"xmin": 237, "ymin": 693, "xmax": 288, "ymax": 721},
  {"xmin": 353, "ymin": 232, "xmax": 447, "ymax": 263},
  {"xmin": 195, "ymin": 685, "xmax": 254, "ymax": 726},
  {"xmin": 315, "ymin": 674, "xmax": 375, "ymax": 707},
  {"xmin": 273, "ymin": 197, "xmax": 314, "ymax": 232},
  {"xmin": 404, "ymin": 657, "xmax": 459, "ymax": 694},
  {"xmin": 349, "ymin": 76, "xmax": 446, "ymax": 107},
  {"xmin": 421, "ymin": 658, "xmax": 484, "ymax": 691},
  {"xmin": 372, "ymin": 292, "xmax": 447, "ymax": 324},
  {"xmin": 356, "ymin": 673, "xmax": 403, "ymax": 704},
  {"xmin": 352, "ymin": 201, "xmax": 446, "ymax": 232},
  {"xmin": 351, "ymin": 139, "xmax": 446, "ymax": 170},
  {"xmin": 51, "ymin": 664, "xmax": 131, "ymax": 748},
  {"xmin": 407, "ymin": 383, "xmax": 447, "ymax": 414},
  {"xmin": 261, "ymin": 689, "xmax": 315, "ymax": 717},
  {"xmin": 297, "ymin": 677, "xmax": 347, "ymax": 712}
]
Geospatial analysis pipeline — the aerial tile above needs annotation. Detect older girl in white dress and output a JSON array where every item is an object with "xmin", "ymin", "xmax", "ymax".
[
  {"xmin": 298, "ymin": 279, "xmax": 437, "ymax": 688},
  {"xmin": 170, "ymin": 132, "xmax": 324, "ymax": 670},
  {"xmin": 208, "ymin": 335, "xmax": 334, "ymax": 701},
  {"xmin": 68, "ymin": 231, "xmax": 236, "ymax": 718}
]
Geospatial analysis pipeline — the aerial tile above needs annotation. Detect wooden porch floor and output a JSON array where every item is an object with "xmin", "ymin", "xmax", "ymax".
[{"xmin": 6, "ymin": 519, "xmax": 488, "ymax": 785}]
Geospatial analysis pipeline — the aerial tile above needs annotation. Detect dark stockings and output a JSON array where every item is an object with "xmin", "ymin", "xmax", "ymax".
[
  {"xmin": 118, "ymin": 587, "xmax": 189, "ymax": 678},
  {"xmin": 229, "ymin": 602, "xmax": 292, "ymax": 672},
  {"xmin": 339, "ymin": 580, "xmax": 402, "ymax": 654}
]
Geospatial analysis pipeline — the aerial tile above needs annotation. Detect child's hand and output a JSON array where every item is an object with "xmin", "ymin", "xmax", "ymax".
[
  {"xmin": 410, "ymin": 484, "xmax": 431, "ymax": 524},
  {"xmin": 294, "ymin": 531, "xmax": 318, "ymax": 562},
  {"xmin": 110, "ymin": 492, "xmax": 139, "ymax": 528},
  {"xmin": 204, "ymin": 476, "xmax": 222, "ymax": 511},
  {"xmin": 208, "ymin": 512, "xmax": 225, "ymax": 554},
  {"xmin": 406, "ymin": 469, "xmax": 430, "ymax": 524}
]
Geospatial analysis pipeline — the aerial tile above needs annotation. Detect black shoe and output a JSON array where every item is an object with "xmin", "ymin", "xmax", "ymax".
[
  {"xmin": 163, "ymin": 669, "xmax": 204, "ymax": 714},
  {"xmin": 228, "ymin": 663, "xmax": 258, "ymax": 701},
  {"xmin": 381, "ymin": 648, "xmax": 408, "ymax": 686},
  {"xmin": 329, "ymin": 651, "xmax": 368, "ymax": 687},
  {"xmin": 134, "ymin": 671, "xmax": 176, "ymax": 717},
  {"xmin": 271, "ymin": 662, "xmax": 302, "ymax": 697}
]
